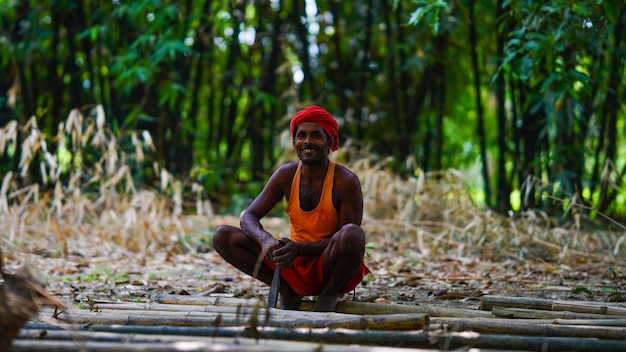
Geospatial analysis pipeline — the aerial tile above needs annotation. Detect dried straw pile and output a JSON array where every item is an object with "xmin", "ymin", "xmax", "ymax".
[
  {"xmin": 0, "ymin": 106, "xmax": 211, "ymax": 261},
  {"xmin": 337, "ymin": 141, "xmax": 625, "ymax": 264},
  {"xmin": 0, "ymin": 109, "xmax": 624, "ymax": 266}
]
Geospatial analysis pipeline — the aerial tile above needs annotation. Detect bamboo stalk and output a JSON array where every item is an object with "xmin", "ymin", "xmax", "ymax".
[
  {"xmin": 552, "ymin": 301, "xmax": 626, "ymax": 316},
  {"xmin": 150, "ymin": 293, "xmax": 255, "ymax": 307},
  {"xmin": 44, "ymin": 309, "xmax": 428, "ymax": 330},
  {"xmin": 550, "ymin": 319, "xmax": 626, "ymax": 327},
  {"xmin": 481, "ymin": 295, "xmax": 626, "ymax": 315},
  {"xmin": 429, "ymin": 317, "xmax": 626, "ymax": 340},
  {"xmin": 94, "ymin": 308, "xmax": 322, "ymax": 320},
  {"xmin": 50, "ymin": 310, "xmax": 228, "ymax": 327},
  {"xmin": 91, "ymin": 302, "xmax": 355, "ymax": 319},
  {"xmin": 11, "ymin": 339, "xmax": 335, "ymax": 352},
  {"xmin": 491, "ymin": 307, "xmax": 625, "ymax": 320},
  {"xmin": 19, "ymin": 323, "xmax": 626, "ymax": 351},
  {"xmin": 432, "ymin": 316, "xmax": 626, "ymax": 327},
  {"xmin": 151, "ymin": 293, "xmax": 491, "ymax": 318},
  {"xmin": 15, "ymin": 330, "xmax": 430, "ymax": 352},
  {"xmin": 318, "ymin": 300, "xmax": 491, "ymax": 318},
  {"xmin": 481, "ymin": 295, "xmax": 626, "ymax": 317},
  {"xmin": 480, "ymin": 295, "xmax": 553, "ymax": 311}
]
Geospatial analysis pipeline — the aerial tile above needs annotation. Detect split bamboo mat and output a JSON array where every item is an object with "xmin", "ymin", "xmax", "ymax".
[{"xmin": 12, "ymin": 293, "xmax": 626, "ymax": 351}]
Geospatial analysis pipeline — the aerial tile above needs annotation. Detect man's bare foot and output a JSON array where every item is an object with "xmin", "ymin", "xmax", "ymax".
[
  {"xmin": 313, "ymin": 294, "xmax": 339, "ymax": 312},
  {"xmin": 278, "ymin": 285, "xmax": 302, "ymax": 310}
]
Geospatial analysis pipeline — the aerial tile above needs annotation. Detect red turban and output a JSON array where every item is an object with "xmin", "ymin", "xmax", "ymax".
[{"xmin": 289, "ymin": 106, "xmax": 339, "ymax": 151}]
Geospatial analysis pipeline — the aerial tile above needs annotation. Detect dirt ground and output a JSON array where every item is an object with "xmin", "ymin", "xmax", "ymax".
[
  {"xmin": 5, "ymin": 240, "xmax": 623, "ymax": 313},
  {"xmin": 1, "ymin": 211, "xmax": 624, "ymax": 314}
]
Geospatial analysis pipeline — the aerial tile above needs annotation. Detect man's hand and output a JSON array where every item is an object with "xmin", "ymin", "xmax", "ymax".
[
  {"xmin": 260, "ymin": 235, "xmax": 282, "ymax": 262},
  {"xmin": 272, "ymin": 238, "xmax": 299, "ymax": 269}
]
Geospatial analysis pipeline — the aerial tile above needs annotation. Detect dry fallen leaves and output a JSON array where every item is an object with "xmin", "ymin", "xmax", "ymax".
[{"xmin": 0, "ymin": 111, "xmax": 624, "ymax": 315}]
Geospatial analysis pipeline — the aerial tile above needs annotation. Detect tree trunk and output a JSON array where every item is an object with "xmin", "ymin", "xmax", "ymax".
[
  {"xmin": 468, "ymin": 0, "xmax": 491, "ymax": 206},
  {"xmin": 494, "ymin": 0, "xmax": 511, "ymax": 213},
  {"xmin": 596, "ymin": 7, "xmax": 625, "ymax": 214},
  {"xmin": 354, "ymin": 0, "xmax": 374, "ymax": 142}
]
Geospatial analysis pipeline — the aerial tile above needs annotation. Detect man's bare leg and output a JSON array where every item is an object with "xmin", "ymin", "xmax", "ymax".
[
  {"xmin": 278, "ymin": 283, "xmax": 302, "ymax": 310},
  {"xmin": 314, "ymin": 223, "xmax": 365, "ymax": 312},
  {"xmin": 212, "ymin": 225, "xmax": 276, "ymax": 285},
  {"xmin": 212, "ymin": 225, "xmax": 302, "ymax": 309}
]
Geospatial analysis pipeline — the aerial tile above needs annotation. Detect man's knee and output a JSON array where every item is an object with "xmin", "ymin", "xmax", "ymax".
[
  {"xmin": 339, "ymin": 223, "xmax": 365, "ymax": 244},
  {"xmin": 212, "ymin": 225, "xmax": 231, "ymax": 249},
  {"xmin": 335, "ymin": 223, "xmax": 365, "ymax": 256}
]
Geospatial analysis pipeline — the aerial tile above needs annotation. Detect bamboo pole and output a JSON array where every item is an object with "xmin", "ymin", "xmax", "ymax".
[
  {"xmin": 11, "ymin": 339, "xmax": 341, "ymax": 352},
  {"xmin": 15, "ymin": 330, "xmax": 434, "ymax": 352},
  {"xmin": 47, "ymin": 306, "xmax": 325, "ymax": 320},
  {"xmin": 151, "ymin": 293, "xmax": 491, "ymax": 318},
  {"xmin": 44, "ymin": 309, "xmax": 428, "ymax": 330},
  {"xmin": 431, "ymin": 316, "xmax": 626, "ymax": 327},
  {"xmin": 552, "ymin": 301, "xmax": 626, "ymax": 316},
  {"xmin": 19, "ymin": 323, "xmax": 626, "ymax": 351},
  {"xmin": 550, "ymin": 319, "xmax": 626, "ymax": 327},
  {"xmin": 314, "ymin": 300, "xmax": 491, "ymax": 318},
  {"xmin": 95, "ymin": 300, "xmax": 477, "ymax": 320},
  {"xmin": 16, "ymin": 329, "xmax": 430, "ymax": 352},
  {"xmin": 95, "ymin": 302, "xmax": 329, "ymax": 321},
  {"xmin": 91, "ymin": 302, "xmax": 362, "ymax": 319},
  {"xmin": 491, "ymin": 307, "xmax": 626, "ymax": 320},
  {"xmin": 150, "ymin": 293, "xmax": 255, "ymax": 307},
  {"xmin": 480, "ymin": 295, "xmax": 554, "ymax": 311},
  {"xmin": 429, "ymin": 317, "xmax": 626, "ymax": 340},
  {"xmin": 481, "ymin": 295, "xmax": 626, "ymax": 315}
]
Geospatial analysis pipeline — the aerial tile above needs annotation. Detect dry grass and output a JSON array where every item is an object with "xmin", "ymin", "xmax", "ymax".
[
  {"xmin": 1, "ymin": 108, "xmax": 625, "ymax": 268},
  {"xmin": 0, "ymin": 106, "xmax": 210, "ymax": 262},
  {"xmin": 335, "ymin": 139, "xmax": 625, "ymax": 265}
]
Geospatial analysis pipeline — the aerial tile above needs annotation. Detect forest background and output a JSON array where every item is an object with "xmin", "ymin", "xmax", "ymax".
[{"xmin": 0, "ymin": 0, "xmax": 625, "ymax": 258}]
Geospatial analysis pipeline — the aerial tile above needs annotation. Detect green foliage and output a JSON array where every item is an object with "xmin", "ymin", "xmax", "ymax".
[
  {"xmin": 491, "ymin": 0, "xmax": 625, "ymax": 216},
  {"xmin": 607, "ymin": 267, "xmax": 624, "ymax": 302},
  {"xmin": 0, "ymin": 0, "xmax": 624, "ymax": 219},
  {"xmin": 571, "ymin": 286, "xmax": 594, "ymax": 298},
  {"xmin": 407, "ymin": 0, "xmax": 449, "ymax": 35},
  {"xmin": 191, "ymin": 160, "xmax": 231, "ymax": 196}
]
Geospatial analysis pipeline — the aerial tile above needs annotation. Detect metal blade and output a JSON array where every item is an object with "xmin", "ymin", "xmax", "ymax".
[{"xmin": 267, "ymin": 267, "xmax": 281, "ymax": 308}]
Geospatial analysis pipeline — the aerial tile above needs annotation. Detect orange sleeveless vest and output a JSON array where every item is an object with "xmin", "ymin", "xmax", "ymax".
[{"xmin": 286, "ymin": 161, "xmax": 339, "ymax": 242}]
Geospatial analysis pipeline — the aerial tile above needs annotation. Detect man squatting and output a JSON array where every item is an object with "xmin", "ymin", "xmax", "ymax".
[{"xmin": 212, "ymin": 105, "xmax": 370, "ymax": 312}]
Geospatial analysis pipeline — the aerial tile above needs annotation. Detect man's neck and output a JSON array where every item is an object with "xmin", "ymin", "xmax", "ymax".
[{"xmin": 300, "ymin": 159, "xmax": 330, "ymax": 180}]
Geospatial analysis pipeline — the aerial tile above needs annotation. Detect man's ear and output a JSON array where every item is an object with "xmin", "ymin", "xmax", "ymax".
[{"xmin": 323, "ymin": 132, "xmax": 333, "ymax": 149}]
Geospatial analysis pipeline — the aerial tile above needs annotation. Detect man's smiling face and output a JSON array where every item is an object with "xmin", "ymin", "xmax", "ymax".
[{"xmin": 293, "ymin": 121, "xmax": 332, "ymax": 164}]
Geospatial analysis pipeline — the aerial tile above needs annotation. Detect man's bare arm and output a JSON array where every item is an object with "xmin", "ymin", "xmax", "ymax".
[
  {"xmin": 240, "ymin": 163, "xmax": 294, "ymax": 248},
  {"xmin": 335, "ymin": 166, "xmax": 364, "ymax": 227}
]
